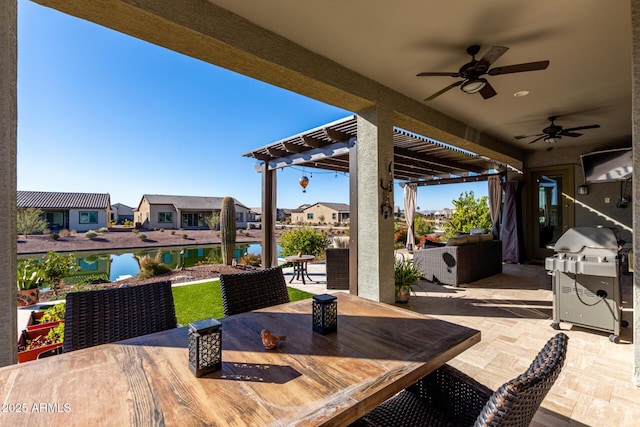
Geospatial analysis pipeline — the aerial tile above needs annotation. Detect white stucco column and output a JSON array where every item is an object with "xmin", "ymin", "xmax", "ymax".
[
  {"xmin": 631, "ymin": 0, "xmax": 640, "ymax": 387},
  {"xmin": 355, "ymin": 107, "xmax": 395, "ymax": 303},
  {"xmin": 0, "ymin": 0, "xmax": 18, "ymax": 366}
]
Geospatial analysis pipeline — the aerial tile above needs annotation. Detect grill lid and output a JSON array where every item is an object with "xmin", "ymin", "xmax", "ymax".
[{"xmin": 552, "ymin": 227, "xmax": 619, "ymax": 253}]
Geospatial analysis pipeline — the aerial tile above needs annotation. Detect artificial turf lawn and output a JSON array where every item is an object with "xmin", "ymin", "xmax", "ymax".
[{"xmin": 171, "ymin": 280, "xmax": 316, "ymax": 325}]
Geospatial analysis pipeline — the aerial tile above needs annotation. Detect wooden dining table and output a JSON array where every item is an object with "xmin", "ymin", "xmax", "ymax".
[{"xmin": 0, "ymin": 293, "xmax": 480, "ymax": 426}]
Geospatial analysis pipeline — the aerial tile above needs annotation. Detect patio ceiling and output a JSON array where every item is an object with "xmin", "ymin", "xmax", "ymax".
[
  {"xmin": 243, "ymin": 116, "xmax": 504, "ymax": 182},
  {"xmin": 216, "ymin": 1, "xmax": 631, "ymax": 155}
]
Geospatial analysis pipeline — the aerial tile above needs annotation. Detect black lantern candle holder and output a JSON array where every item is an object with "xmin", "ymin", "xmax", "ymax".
[
  {"xmin": 312, "ymin": 294, "xmax": 337, "ymax": 335},
  {"xmin": 188, "ymin": 318, "xmax": 222, "ymax": 377}
]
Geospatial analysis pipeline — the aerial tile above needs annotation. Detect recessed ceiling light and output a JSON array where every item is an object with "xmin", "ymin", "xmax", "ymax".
[{"xmin": 514, "ymin": 91, "xmax": 530, "ymax": 97}]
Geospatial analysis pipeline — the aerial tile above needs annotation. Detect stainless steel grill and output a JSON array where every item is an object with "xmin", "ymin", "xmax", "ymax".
[{"xmin": 545, "ymin": 227, "xmax": 625, "ymax": 343}]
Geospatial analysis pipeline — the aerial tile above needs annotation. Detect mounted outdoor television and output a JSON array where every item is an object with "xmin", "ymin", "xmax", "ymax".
[{"xmin": 580, "ymin": 147, "xmax": 632, "ymax": 183}]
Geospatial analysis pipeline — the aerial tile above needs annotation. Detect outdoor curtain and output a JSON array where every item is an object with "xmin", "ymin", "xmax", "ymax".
[
  {"xmin": 403, "ymin": 183, "xmax": 417, "ymax": 250},
  {"xmin": 488, "ymin": 176, "xmax": 502, "ymax": 238},
  {"xmin": 502, "ymin": 180, "xmax": 524, "ymax": 263}
]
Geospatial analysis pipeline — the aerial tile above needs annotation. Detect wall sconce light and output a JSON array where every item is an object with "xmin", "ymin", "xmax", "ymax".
[{"xmin": 577, "ymin": 185, "xmax": 589, "ymax": 196}]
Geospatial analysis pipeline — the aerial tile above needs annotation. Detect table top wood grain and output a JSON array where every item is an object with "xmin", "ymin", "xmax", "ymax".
[{"xmin": 0, "ymin": 293, "xmax": 480, "ymax": 426}]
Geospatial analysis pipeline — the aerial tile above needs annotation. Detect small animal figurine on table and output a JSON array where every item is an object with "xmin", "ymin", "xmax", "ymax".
[{"xmin": 261, "ymin": 329, "xmax": 286, "ymax": 350}]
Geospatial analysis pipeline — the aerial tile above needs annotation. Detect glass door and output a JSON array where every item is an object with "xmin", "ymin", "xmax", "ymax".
[{"xmin": 529, "ymin": 166, "xmax": 574, "ymax": 260}]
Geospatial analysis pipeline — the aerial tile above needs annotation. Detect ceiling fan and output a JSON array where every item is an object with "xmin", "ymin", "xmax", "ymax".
[
  {"xmin": 417, "ymin": 45, "xmax": 549, "ymax": 101},
  {"xmin": 514, "ymin": 116, "xmax": 601, "ymax": 144}
]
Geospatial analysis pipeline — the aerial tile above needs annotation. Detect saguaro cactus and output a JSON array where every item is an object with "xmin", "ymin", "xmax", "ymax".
[{"xmin": 220, "ymin": 196, "xmax": 236, "ymax": 265}]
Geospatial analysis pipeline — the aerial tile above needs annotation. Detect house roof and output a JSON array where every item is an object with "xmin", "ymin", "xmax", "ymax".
[
  {"xmin": 140, "ymin": 195, "xmax": 248, "ymax": 211},
  {"xmin": 308, "ymin": 202, "xmax": 350, "ymax": 212},
  {"xmin": 112, "ymin": 203, "xmax": 134, "ymax": 215},
  {"xmin": 17, "ymin": 191, "xmax": 111, "ymax": 209}
]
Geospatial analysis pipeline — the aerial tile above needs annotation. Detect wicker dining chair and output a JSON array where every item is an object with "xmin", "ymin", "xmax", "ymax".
[
  {"xmin": 326, "ymin": 248, "xmax": 350, "ymax": 290},
  {"xmin": 354, "ymin": 333, "xmax": 569, "ymax": 427},
  {"xmin": 63, "ymin": 281, "xmax": 177, "ymax": 353},
  {"xmin": 219, "ymin": 267, "xmax": 290, "ymax": 317}
]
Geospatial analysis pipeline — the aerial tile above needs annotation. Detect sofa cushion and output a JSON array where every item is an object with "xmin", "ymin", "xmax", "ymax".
[
  {"xmin": 479, "ymin": 233, "xmax": 493, "ymax": 242},
  {"xmin": 332, "ymin": 236, "xmax": 350, "ymax": 248},
  {"xmin": 446, "ymin": 236, "xmax": 469, "ymax": 246},
  {"xmin": 466, "ymin": 234, "xmax": 481, "ymax": 244}
]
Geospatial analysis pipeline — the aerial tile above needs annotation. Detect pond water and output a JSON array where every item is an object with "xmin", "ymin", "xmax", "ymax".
[{"xmin": 20, "ymin": 243, "xmax": 281, "ymax": 284}]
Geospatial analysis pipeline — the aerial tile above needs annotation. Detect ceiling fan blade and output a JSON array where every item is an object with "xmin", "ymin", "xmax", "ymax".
[
  {"xmin": 487, "ymin": 60, "xmax": 550, "ymax": 75},
  {"xmin": 416, "ymin": 71, "xmax": 460, "ymax": 77},
  {"xmin": 479, "ymin": 82, "xmax": 497, "ymax": 99},
  {"xmin": 561, "ymin": 132, "xmax": 583, "ymax": 137},
  {"xmin": 424, "ymin": 80, "xmax": 463, "ymax": 101},
  {"xmin": 514, "ymin": 133, "xmax": 544, "ymax": 140},
  {"xmin": 476, "ymin": 46, "xmax": 509, "ymax": 71},
  {"xmin": 528, "ymin": 135, "xmax": 547, "ymax": 144},
  {"xmin": 562, "ymin": 124, "xmax": 600, "ymax": 132}
]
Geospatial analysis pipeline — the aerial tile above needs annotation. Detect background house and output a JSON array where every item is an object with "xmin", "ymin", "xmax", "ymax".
[
  {"xmin": 17, "ymin": 191, "xmax": 111, "ymax": 232},
  {"xmin": 110, "ymin": 203, "xmax": 134, "ymax": 224},
  {"xmin": 134, "ymin": 194, "xmax": 250, "ymax": 230},
  {"xmin": 290, "ymin": 202, "xmax": 350, "ymax": 224}
]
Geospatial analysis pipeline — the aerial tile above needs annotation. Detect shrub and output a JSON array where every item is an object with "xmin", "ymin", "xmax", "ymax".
[
  {"xmin": 279, "ymin": 227, "xmax": 329, "ymax": 258},
  {"xmin": 181, "ymin": 234, "xmax": 188, "ymax": 239},
  {"xmin": 442, "ymin": 191, "xmax": 492, "ymax": 240},
  {"xmin": 98, "ymin": 227, "xmax": 109, "ymax": 233},
  {"xmin": 159, "ymin": 228, "xmax": 165, "ymax": 232},
  {"xmin": 170, "ymin": 230, "xmax": 176, "ymax": 235},
  {"xmin": 132, "ymin": 229, "xmax": 140, "ymax": 234},
  {"xmin": 84, "ymin": 230, "xmax": 98, "ymax": 240},
  {"xmin": 50, "ymin": 233, "xmax": 60, "ymax": 241},
  {"xmin": 394, "ymin": 227, "xmax": 408, "ymax": 249},
  {"xmin": 138, "ymin": 252, "xmax": 170, "ymax": 279},
  {"xmin": 17, "ymin": 207, "xmax": 48, "ymax": 237},
  {"xmin": 40, "ymin": 250, "xmax": 78, "ymax": 295},
  {"xmin": 123, "ymin": 219, "xmax": 134, "ymax": 227},
  {"xmin": 137, "ymin": 233, "xmax": 147, "ymax": 240},
  {"xmin": 240, "ymin": 252, "xmax": 261, "ymax": 267},
  {"xmin": 60, "ymin": 229, "xmax": 71, "ymax": 237}
]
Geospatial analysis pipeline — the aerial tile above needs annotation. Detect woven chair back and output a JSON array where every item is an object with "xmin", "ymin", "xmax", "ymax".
[
  {"xmin": 474, "ymin": 333, "xmax": 569, "ymax": 426},
  {"xmin": 63, "ymin": 281, "xmax": 177, "ymax": 352},
  {"xmin": 219, "ymin": 267, "xmax": 290, "ymax": 317}
]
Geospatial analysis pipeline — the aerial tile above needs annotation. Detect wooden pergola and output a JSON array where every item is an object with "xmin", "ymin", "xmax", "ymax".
[{"xmin": 243, "ymin": 115, "xmax": 507, "ymax": 274}]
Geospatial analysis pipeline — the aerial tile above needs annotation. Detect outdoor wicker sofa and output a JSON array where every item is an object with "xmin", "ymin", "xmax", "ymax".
[{"xmin": 413, "ymin": 235, "xmax": 502, "ymax": 286}]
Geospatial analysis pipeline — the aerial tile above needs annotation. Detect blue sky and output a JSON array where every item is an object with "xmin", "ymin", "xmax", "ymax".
[{"xmin": 17, "ymin": 1, "xmax": 487, "ymax": 211}]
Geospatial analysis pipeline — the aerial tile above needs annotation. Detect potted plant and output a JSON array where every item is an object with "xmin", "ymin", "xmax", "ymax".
[
  {"xmin": 394, "ymin": 257, "xmax": 423, "ymax": 303},
  {"xmin": 18, "ymin": 323, "xmax": 64, "ymax": 363},
  {"xmin": 27, "ymin": 302, "xmax": 66, "ymax": 331},
  {"xmin": 17, "ymin": 259, "xmax": 44, "ymax": 307}
]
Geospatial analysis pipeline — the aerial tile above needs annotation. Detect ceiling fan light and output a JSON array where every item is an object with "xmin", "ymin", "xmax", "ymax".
[
  {"xmin": 544, "ymin": 136, "xmax": 560, "ymax": 143},
  {"xmin": 461, "ymin": 78, "xmax": 487, "ymax": 94}
]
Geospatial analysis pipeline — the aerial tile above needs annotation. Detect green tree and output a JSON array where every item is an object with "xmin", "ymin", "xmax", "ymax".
[
  {"xmin": 40, "ymin": 250, "xmax": 78, "ymax": 295},
  {"xmin": 442, "ymin": 191, "xmax": 491, "ymax": 240},
  {"xmin": 17, "ymin": 208, "xmax": 48, "ymax": 237},
  {"xmin": 206, "ymin": 212, "xmax": 220, "ymax": 231},
  {"xmin": 279, "ymin": 227, "xmax": 329, "ymax": 258},
  {"xmin": 414, "ymin": 215, "xmax": 434, "ymax": 236}
]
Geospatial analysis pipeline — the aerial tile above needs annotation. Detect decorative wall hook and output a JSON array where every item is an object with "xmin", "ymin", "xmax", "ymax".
[{"xmin": 380, "ymin": 161, "xmax": 393, "ymax": 219}]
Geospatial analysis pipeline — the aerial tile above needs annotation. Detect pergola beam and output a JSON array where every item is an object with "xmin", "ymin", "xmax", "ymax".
[{"xmin": 403, "ymin": 172, "xmax": 504, "ymax": 186}]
